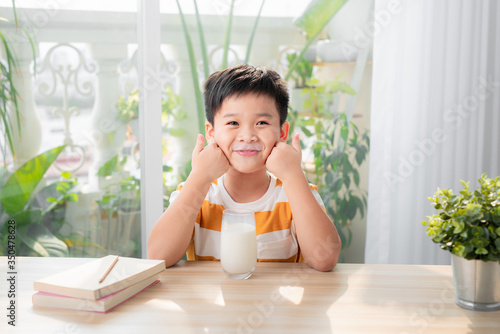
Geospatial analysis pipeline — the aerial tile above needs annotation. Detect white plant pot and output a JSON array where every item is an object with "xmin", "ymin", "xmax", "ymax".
[
  {"xmin": 451, "ymin": 254, "xmax": 500, "ymax": 311},
  {"xmin": 316, "ymin": 39, "xmax": 359, "ymax": 62}
]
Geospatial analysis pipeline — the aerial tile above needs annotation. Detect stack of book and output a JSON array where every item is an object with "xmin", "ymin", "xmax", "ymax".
[{"xmin": 32, "ymin": 255, "xmax": 165, "ymax": 313}]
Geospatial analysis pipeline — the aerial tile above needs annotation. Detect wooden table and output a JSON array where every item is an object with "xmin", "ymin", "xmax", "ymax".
[{"xmin": 1, "ymin": 257, "xmax": 499, "ymax": 333}]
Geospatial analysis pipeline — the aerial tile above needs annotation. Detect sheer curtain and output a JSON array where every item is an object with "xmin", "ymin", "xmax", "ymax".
[{"xmin": 365, "ymin": 0, "xmax": 500, "ymax": 264}]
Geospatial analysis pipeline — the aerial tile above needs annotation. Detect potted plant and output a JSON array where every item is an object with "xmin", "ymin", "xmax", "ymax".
[
  {"xmin": 422, "ymin": 174, "xmax": 500, "ymax": 311},
  {"xmin": 287, "ymin": 76, "xmax": 369, "ymax": 253},
  {"xmin": 286, "ymin": 52, "xmax": 315, "ymax": 113}
]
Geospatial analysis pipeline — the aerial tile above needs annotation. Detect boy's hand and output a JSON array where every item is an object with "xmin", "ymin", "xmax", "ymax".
[
  {"xmin": 266, "ymin": 133, "xmax": 303, "ymax": 183},
  {"xmin": 191, "ymin": 134, "xmax": 229, "ymax": 184}
]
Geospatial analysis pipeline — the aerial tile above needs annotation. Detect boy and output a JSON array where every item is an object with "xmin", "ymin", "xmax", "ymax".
[{"xmin": 148, "ymin": 64, "xmax": 341, "ymax": 271}]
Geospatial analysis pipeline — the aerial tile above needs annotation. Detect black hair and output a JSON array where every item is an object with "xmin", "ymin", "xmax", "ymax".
[{"xmin": 203, "ymin": 64, "xmax": 289, "ymax": 126}]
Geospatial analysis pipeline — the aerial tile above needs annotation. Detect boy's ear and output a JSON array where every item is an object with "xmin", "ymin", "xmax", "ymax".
[
  {"xmin": 280, "ymin": 121, "xmax": 290, "ymax": 142},
  {"xmin": 205, "ymin": 122, "xmax": 215, "ymax": 143}
]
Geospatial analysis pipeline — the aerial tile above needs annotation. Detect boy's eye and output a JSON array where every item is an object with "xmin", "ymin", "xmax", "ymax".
[
  {"xmin": 257, "ymin": 121, "xmax": 269, "ymax": 125},
  {"xmin": 227, "ymin": 121, "xmax": 238, "ymax": 126}
]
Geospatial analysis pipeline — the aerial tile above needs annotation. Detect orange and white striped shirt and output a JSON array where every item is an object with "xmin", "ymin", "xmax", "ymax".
[{"xmin": 169, "ymin": 173, "xmax": 325, "ymax": 263}]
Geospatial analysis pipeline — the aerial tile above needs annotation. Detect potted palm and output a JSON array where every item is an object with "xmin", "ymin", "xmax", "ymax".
[{"xmin": 422, "ymin": 174, "xmax": 500, "ymax": 311}]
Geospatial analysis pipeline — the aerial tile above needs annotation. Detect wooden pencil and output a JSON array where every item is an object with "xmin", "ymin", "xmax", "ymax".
[{"xmin": 99, "ymin": 256, "xmax": 119, "ymax": 283}]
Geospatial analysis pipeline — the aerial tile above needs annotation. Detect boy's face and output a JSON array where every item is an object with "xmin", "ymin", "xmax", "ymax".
[{"xmin": 206, "ymin": 93, "xmax": 288, "ymax": 175}]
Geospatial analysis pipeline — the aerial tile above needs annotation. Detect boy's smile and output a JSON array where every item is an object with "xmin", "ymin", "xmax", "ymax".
[{"xmin": 206, "ymin": 93, "xmax": 288, "ymax": 175}]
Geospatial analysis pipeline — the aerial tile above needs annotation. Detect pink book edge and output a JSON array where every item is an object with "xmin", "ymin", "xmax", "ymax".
[{"xmin": 33, "ymin": 280, "xmax": 160, "ymax": 313}]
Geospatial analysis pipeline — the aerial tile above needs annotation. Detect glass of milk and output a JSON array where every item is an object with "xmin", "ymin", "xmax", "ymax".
[{"xmin": 220, "ymin": 209, "xmax": 257, "ymax": 279}]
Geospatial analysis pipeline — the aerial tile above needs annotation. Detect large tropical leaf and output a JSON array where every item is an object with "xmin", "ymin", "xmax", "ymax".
[
  {"xmin": 17, "ymin": 223, "xmax": 69, "ymax": 257},
  {"xmin": 0, "ymin": 145, "xmax": 65, "ymax": 214}
]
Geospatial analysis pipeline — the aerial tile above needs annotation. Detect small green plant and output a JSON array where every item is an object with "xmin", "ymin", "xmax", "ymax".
[
  {"xmin": 97, "ymin": 176, "xmax": 141, "ymax": 215},
  {"xmin": 45, "ymin": 172, "xmax": 79, "ymax": 208},
  {"xmin": 96, "ymin": 154, "xmax": 139, "ymax": 214},
  {"xmin": 42, "ymin": 171, "xmax": 79, "ymax": 235},
  {"xmin": 117, "ymin": 87, "xmax": 187, "ymax": 136},
  {"xmin": 422, "ymin": 174, "xmax": 500, "ymax": 262},
  {"xmin": 286, "ymin": 53, "xmax": 313, "ymax": 89},
  {"xmin": 301, "ymin": 76, "xmax": 355, "ymax": 116},
  {"xmin": 116, "ymin": 90, "xmax": 139, "ymax": 123}
]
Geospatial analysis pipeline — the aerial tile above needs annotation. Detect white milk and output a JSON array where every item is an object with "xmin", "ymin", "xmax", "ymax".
[{"xmin": 220, "ymin": 222, "xmax": 257, "ymax": 275}]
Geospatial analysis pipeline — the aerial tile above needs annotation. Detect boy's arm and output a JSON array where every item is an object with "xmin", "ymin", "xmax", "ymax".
[
  {"xmin": 148, "ymin": 134, "xmax": 229, "ymax": 267},
  {"xmin": 266, "ymin": 133, "xmax": 341, "ymax": 271}
]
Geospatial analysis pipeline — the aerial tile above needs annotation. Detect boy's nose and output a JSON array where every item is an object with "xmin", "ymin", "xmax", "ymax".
[{"xmin": 237, "ymin": 126, "xmax": 257, "ymax": 142}]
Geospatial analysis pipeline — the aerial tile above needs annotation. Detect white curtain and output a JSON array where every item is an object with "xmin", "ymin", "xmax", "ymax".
[{"xmin": 365, "ymin": 0, "xmax": 500, "ymax": 264}]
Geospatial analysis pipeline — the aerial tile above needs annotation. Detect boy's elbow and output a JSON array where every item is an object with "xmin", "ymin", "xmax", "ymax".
[
  {"xmin": 148, "ymin": 241, "xmax": 183, "ymax": 268},
  {"xmin": 312, "ymin": 256, "xmax": 339, "ymax": 272},
  {"xmin": 308, "ymin": 239, "xmax": 341, "ymax": 272}
]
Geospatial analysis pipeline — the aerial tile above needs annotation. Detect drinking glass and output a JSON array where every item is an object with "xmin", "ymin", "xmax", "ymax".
[{"xmin": 220, "ymin": 209, "xmax": 257, "ymax": 279}]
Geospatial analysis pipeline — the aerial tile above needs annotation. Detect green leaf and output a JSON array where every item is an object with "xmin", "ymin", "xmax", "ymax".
[
  {"xmin": 353, "ymin": 169, "xmax": 360, "ymax": 187},
  {"xmin": 66, "ymin": 193, "xmax": 78, "ymax": 202},
  {"xmin": 56, "ymin": 182, "xmax": 71, "ymax": 194},
  {"xmin": 303, "ymin": 99, "xmax": 313, "ymax": 110},
  {"xmin": 61, "ymin": 171, "xmax": 71, "ymax": 179},
  {"xmin": 300, "ymin": 126, "xmax": 313, "ymax": 137},
  {"xmin": 352, "ymin": 195, "xmax": 365, "ymax": 218},
  {"xmin": 355, "ymin": 146, "xmax": 367, "ymax": 166},
  {"xmin": 343, "ymin": 175, "xmax": 351, "ymax": 189},
  {"xmin": 0, "ymin": 145, "xmax": 65, "ymax": 214},
  {"xmin": 453, "ymin": 244, "xmax": 467, "ymax": 257},
  {"xmin": 16, "ymin": 224, "xmax": 69, "ymax": 257},
  {"xmin": 475, "ymin": 247, "xmax": 488, "ymax": 255},
  {"xmin": 340, "ymin": 125, "xmax": 348, "ymax": 142},
  {"xmin": 325, "ymin": 169, "xmax": 334, "ymax": 186},
  {"xmin": 97, "ymin": 155, "xmax": 118, "ymax": 177}
]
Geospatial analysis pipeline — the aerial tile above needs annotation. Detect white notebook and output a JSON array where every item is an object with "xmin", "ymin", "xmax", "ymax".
[
  {"xmin": 33, "ymin": 255, "xmax": 165, "ymax": 300},
  {"xmin": 33, "ymin": 274, "xmax": 160, "ymax": 313}
]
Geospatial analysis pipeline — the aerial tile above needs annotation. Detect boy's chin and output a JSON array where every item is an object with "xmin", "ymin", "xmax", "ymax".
[{"xmin": 228, "ymin": 164, "xmax": 267, "ymax": 175}]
